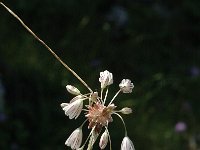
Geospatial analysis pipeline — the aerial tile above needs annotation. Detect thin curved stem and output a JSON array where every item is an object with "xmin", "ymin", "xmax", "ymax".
[
  {"xmin": 105, "ymin": 126, "xmax": 112, "ymax": 150},
  {"xmin": 0, "ymin": 2, "xmax": 93, "ymax": 93},
  {"xmin": 108, "ymin": 89, "xmax": 121, "ymax": 105},
  {"xmin": 103, "ymin": 87, "xmax": 109, "ymax": 105},
  {"xmin": 80, "ymin": 126, "xmax": 95, "ymax": 150},
  {"xmin": 80, "ymin": 119, "xmax": 88, "ymax": 128},
  {"xmin": 113, "ymin": 112, "xmax": 127, "ymax": 136},
  {"xmin": 100, "ymin": 88, "xmax": 103, "ymax": 100}
]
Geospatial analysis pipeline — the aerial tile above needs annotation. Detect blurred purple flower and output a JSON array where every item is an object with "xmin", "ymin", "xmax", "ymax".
[
  {"xmin": 190, "ymin": 66, "xmax": 200, "ymax": 77},
  {"xmin": 175, "ymin": 121, "xmax": 187, "ymax": 133}
]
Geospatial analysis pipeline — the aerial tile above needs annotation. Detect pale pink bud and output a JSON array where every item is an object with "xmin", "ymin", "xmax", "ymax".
[
  {"xmin": 99, "ymin": 70, "xmax": 113, "ymax": 89},
  {"xmin": 66, "ymin": 85, "xmax": 81, "ymax": 95},
  {"xmin": 65, "ymin": 128, "xmax": 82, "ymax": 149},
  {"xmin": 119, "ymin": 79, "xmax": 134, "ymax": 93},
  {"xmin": 99, "ymin": 130, "xmax": 109, "ymax": 149},
  {"xmin": 121, "ymin": 107, "xmax": 132, "ymax": 114},
  {"xmin": 121, "ymin": 136, "xmax": 135, "ymax": 150}
]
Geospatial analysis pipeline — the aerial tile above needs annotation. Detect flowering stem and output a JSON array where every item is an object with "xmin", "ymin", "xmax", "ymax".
[
  {"xmin": 108, "ymin": 89, "xmax": 121, "ymax": 105},
  {"xmin": 0, "ymin": 2, "xmax": 93, "ymax": 93},
  {"xmin": 114, "ymin": 112, "xmax": 127, "ymax": 136}
]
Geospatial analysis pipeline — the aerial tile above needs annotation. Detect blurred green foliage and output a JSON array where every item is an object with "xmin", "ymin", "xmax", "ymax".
[{"xmin": 0, "ymin": 0, "xmax": 200, "ymax": 149}]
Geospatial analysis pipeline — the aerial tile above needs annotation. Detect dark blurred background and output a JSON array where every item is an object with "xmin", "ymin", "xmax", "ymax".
[{"xmin": 0, "ymin": 0, "xmax": 200, "ymax": 149}]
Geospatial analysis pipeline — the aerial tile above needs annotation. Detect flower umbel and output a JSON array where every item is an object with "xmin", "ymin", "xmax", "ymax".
[
  {"xmin": 0, "ymin": 4, "xmax": 135, "ymax": 150},
  {"xmin": 61, "ymin": 70, "xmax": 135, "ymax": 149}
]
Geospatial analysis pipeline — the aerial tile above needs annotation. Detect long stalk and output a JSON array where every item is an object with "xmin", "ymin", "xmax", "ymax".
[{"xmin": 0, "ymin": 2, "xmax": 93, "ymax": 93}]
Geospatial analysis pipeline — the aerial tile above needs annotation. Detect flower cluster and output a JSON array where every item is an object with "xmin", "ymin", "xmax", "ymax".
[{"xmin": 61, "ymin": 70, "xmax": 135, "ymax": 150}]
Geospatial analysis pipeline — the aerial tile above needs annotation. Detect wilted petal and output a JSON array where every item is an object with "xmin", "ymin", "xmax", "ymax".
[
  {"xmin": 119, "ymin": 79, "xmax": 134, "ymax": 93},
  {"xmin": 121, "ymin": 136, "xmax": 135, "ymax": 150},
  {"xmin": 65, "ymin": 128, "xmax": 82, "ymax": 149},
  {"xmin": 99, "ymin": 70, "xmax": 113, "ymax": 89}
]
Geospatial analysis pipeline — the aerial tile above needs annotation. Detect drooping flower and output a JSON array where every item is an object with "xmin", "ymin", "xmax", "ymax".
[
  {"xmin": 99, "ymin": 130, "xmax": 109, "ymax": 149},
  {"xmin": 121, "ymin": 136, "xmax": 135, "ymax": 150},
  {"xmin": 63, "ymin": 98, "xmax": 83, "ymax": 119},
  {"xmin": 66, "ymin": 85, "xmax": 81, "ymax": 95},
  {"xmin": 65, "ymin": 128, "xmax": 83, "ymax": 149},
  {"xmin": 119, "ymin": 79, "xmax": 134, "ymax": 93},
  {"xmin": 121, "ymin": 107, "xmax": 132, "ymax": 115},
  {"xmin": 99, "ymin": 70, "xmax": 113, "ymax": 89}
]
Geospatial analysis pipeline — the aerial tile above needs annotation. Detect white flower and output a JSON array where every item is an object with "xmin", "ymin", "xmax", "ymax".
[
  {"xmin": 66, "ymin": 85, "xmax": 81, "ymax": 95},
  {"xmin": 63, "ymin": 99, "xmax": 83, "ymax": 119},
  {"xmin": 99, "ymin": 70, "xmax": 113, "ymax": 89},
  {"xmin": 121, "ymin": 107, "xmax": 132, "ymax": 115},
  {"xmin": 121, "ymin": 136, "xmax": 135, "ymax": 150},
  {"xmin": 119, "ymin": 79, "xmax": 134, "ymax": 93},
  {"xmin": 65, "ymin": 128, "xmax": 83, "ymax": 149},
  {"xmin": 99, "ymin": 130, "xmax": 109, "ymax": 149}
]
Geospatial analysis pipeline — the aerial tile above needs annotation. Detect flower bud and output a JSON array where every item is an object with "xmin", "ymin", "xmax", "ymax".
[
  {"xmin": 119, "ymin": 79, "xmax": 134, "ymax": 93},
  {"xmin": 99, "ymin": 130, "xmax": 108, "ymax": 149},
  {"xmin": 66, "ymin": 85, "xmax": 81, "ymax": 95},
  {"xmin": 99, "ymin": 70, "xmax": 113, "ymax": 89},
  {"xmin": 121, "ymin": 107, "xmax": 132, "ymax": 114}
]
